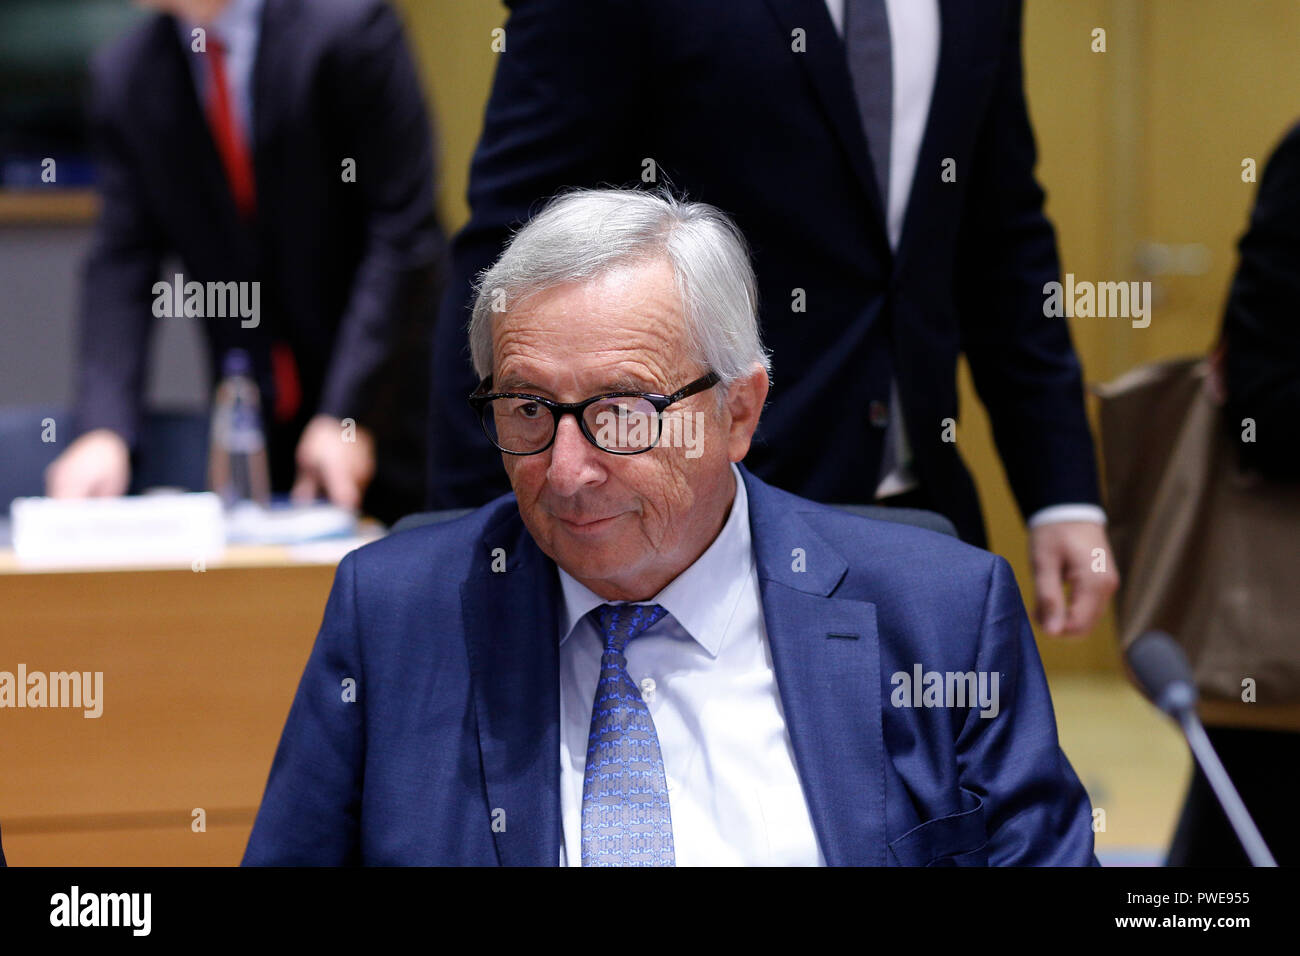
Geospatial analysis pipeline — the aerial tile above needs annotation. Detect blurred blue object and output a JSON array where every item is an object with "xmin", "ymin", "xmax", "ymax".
[
  {"xmin": 0, "ymin": 405, "xmax": 210, "ymax": 509},
  {"xmin": 0, "ymin": 157, "xmax": 97, "ymax": 189}
]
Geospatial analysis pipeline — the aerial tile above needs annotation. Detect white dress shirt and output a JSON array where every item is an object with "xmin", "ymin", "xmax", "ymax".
[
  {"xmin": 178, "ymin": 0, "xmax": 264, "ymax": 143},
  {"xmin": 825, "ymin": 0, "xmax": 1106, "ymax": 527},
  {"xmin": 557, "ymin": 463, "xmax": 824, "ymax": 865}
]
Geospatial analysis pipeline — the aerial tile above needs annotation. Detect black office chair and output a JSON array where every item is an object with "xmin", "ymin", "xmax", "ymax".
[
  {"xmin": 0, "ymin": 405, "xmax": 210, "ymax": 509},
  {"xmin": 390, "ymin": 508, "xmax": 476, "ymax": 533},
  {"xmin": 390, "ymin": 501, "xmax": 957, "ymax": 538},
  {"xmin": 829, "ymin": 503, "xmax": 958, "ymax": 538}
]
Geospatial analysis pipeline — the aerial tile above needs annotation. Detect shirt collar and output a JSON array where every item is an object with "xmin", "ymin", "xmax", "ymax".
[
  {"xmin": 556, "ymin": 462, "xmax": 752, "ymax": 658},
  {"xmin": 179, "ymin": 0, "xmax": 264, "ymax": 48}
]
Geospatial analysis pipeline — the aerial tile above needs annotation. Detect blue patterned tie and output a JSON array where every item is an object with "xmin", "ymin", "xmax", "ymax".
[{"xmin": 581, "ymin": 602, "xmax": 675, "ymax": 866}]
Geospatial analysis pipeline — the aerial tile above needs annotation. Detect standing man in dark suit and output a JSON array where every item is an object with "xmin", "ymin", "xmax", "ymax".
[
  {"xmin": 45, "ymin": 0, "xmax": 443, "ymax": 524},
  {"xmin": 429, "ymin": 0, "xmax": 1117, "ymax": 634}
]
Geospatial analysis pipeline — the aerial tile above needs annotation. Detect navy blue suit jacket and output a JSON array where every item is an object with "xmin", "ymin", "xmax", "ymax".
[
  {"xmin": 245, "ymin": 465, "xmax": 1097, "ymax": 865},
  {"xmin": 427, "ymin": 0, "xmax": 1101, "ymax": 546}
]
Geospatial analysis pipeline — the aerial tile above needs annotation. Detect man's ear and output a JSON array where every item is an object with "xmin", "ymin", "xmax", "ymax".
[{"xmin": 725, "ymin": 363, "xmax": 771, "ymax": 463}]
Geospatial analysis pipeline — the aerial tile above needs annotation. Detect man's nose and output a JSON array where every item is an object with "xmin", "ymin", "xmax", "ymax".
[{"xmin": 546, "ymin": 413, "xmax": 605, "ymax": 494}]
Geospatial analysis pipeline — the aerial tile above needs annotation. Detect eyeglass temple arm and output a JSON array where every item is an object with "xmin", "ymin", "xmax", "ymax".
[{"xmin": 667, "ymin": 371, "xmax": 721, "ymax": 404}]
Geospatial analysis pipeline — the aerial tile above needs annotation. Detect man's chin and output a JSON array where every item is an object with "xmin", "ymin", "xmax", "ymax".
[{"xmin": 547, "ymin": 532, "xmax": 633, "ymax": 583}]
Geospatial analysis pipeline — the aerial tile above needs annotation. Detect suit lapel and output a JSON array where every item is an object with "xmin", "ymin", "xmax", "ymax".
[
  {"xmin": 156, "ymin": 0, "xmax": 300, "ymax": 241},
  {"xmin": 742, "ymin": 466, "xmax": 888, "ymax": 866},
  {"xmin": 251, "ymin": 0, "xmax": 298, "ymax": 168},
  {"xmin": 461, "ymin": 510, "xmax": 563, "ymax": 866},
  {"xmin": 461, "ymin": 472, "xmax": 888, "ymax": 867},
  {"xmin": 759, "ymin": 0, "xmax": 890, "ymax": 251},
  {"xmin": 150, "ymin": 16, "xmax": 242, "ymax": 236},
  {"xmin": 894, "ymin": 0, "xmax": 989, "ymax": 274}
]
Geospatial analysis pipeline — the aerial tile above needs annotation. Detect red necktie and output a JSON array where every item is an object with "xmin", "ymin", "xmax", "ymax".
[
  {"xmin": 269, "ymin": 339, "xmax": 302, "ymax": 424},
  {"xmin": 204, "ymin": 37, "xmax": 300, "ymax": 423},
  {"xmin": 203, "ymin": 37, "xmax": 257, "ymax": 220}
]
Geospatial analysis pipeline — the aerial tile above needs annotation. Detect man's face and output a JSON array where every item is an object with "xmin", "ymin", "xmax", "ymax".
[{"xmin": 492, "ymin": 257, "xmax": 765, "ymax": 602}]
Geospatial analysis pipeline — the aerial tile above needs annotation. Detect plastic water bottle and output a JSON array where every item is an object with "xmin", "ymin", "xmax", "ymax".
[{"xmin": 208, "ymin": 348, "xmax": 271, "ymax": 507}]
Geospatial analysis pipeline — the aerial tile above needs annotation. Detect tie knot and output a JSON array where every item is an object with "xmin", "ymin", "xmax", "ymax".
[{"xmin": 595, "ymin": 603, "xmax": 667, "ymax": 654}]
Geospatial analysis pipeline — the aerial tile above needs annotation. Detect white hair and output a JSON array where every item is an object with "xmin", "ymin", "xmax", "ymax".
[{"xmin": 467, "ymin": 188, "xmax": 771, "ymax": 396}]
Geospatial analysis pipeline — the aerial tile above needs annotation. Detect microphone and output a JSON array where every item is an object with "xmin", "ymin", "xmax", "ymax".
[{"xmin": 1127, "ymin": 631, "xmax": 1277, "ymax": 867}]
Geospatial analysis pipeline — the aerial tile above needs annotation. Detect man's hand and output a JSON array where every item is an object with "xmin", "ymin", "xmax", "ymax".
[
  {"xmin": 290, "ymin": 414, "xmax": 375, "ymax": 512},
  {"xmin": 44, "ymin": 429, "xmax": 131, "ymax": 498},
  {"xmin": 1028, "ymin": 521, "xmax": 1119, "ymax": 637}
]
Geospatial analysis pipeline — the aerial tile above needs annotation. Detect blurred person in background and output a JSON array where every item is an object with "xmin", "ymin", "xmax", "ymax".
[
  {"xmin": 429, "ymin": 0, "xmax": 1118, "ymax": 636},
  {"xmin": 1166, "ymin": 119, "xmax": 1300, "ymax": 866},
  {"xmin": 1218, "ymin": 122, "xmax": 1300, "ymax": 485},
  {"xmin": 44, "ymin": 0, "xmax": 443, "ymax": 524}
]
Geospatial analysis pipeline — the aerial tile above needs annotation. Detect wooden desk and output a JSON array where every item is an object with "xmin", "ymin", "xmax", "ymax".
[
  {"xmin": 0, "ymin": 189, "xmax": 98, "ymax": 225},
  {"xmin": 0, "ymin": 538, "xmax": 375, "ymax": 865}
]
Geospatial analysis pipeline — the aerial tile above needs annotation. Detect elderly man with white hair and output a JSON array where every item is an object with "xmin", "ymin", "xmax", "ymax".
[{"xmin": 245, "ymin": 188, "xmax": 1097, "ymax": 867}]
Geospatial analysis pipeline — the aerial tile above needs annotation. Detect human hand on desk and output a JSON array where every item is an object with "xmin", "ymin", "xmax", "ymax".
[
  {"xmin": 290, "ymin": 414, "xmax": 375, "ymax": 512},
  {"xmin": 1029, "ymin": 520, "xmax": 1120, "ymax": 637},
  {"xmin": 44, "ymin": 428, "xmax": 131, "ymax": 498}
]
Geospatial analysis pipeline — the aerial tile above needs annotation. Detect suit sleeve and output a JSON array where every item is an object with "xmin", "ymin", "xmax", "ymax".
[
  {"xmin": 315, "ymin": 0, "xmax": 443, "ymax": 431},
  {"xmin": 70, "ymin": 54, "xmax": 165, "ymax": 450},
  {"xmin": 954, "ymin": 0, "xmax": 1102, "ymax": 519},
  {"xmin": 243, "ymin": 551, "xmax": 366, "ymax": 865},
  {"xmin": 427, "ymin": 0, "xmax": 644, "ymax": 507},
  {"xmin": 1222, "ymin": 121, "xmax": 1300, "ymax": 482},
  {"xmin": 954, "ymin": 556, "xmax": 1099, "ymax": 865}
]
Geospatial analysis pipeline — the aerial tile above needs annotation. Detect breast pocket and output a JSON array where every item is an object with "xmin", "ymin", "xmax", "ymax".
[{"xmin": 888, "ymin": 788, "xmax": 989, "ymax": 867}]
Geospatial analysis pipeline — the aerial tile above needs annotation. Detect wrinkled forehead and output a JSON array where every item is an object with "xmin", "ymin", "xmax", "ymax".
[{"xmin": 490, "ymin": 260, "xmax": 697, "ymax": 392}]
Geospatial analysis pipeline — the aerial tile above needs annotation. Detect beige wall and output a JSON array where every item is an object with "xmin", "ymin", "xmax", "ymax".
[
  {"xmin": 394, "ymin": 1, "xmax": 506, "ymax": 230},
  {"xmin": 396, "ymin": 0, "xmax": 1300, "ymax": 675}
]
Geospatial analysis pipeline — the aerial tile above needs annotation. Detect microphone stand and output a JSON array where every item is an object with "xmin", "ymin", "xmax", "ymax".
[{"xmin": 1176, "ymin": 710, "xmax": 1277, "ymax": 867}]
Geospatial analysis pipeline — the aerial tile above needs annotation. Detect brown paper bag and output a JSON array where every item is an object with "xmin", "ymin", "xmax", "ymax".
[{"xmin": 1096, "ymin": 357, "xmax": 1300, "ymax": 720}]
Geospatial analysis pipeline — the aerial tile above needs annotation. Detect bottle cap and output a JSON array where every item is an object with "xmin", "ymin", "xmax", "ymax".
[{"xmin": 222, "ymin": 348, "xmax": 253, "ymax": 379}]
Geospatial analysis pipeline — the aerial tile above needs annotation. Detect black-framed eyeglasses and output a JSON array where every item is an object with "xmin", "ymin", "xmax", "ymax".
[{"xmin": 467, "ymin": 371, "xmax": 721, "ymax": 455}]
